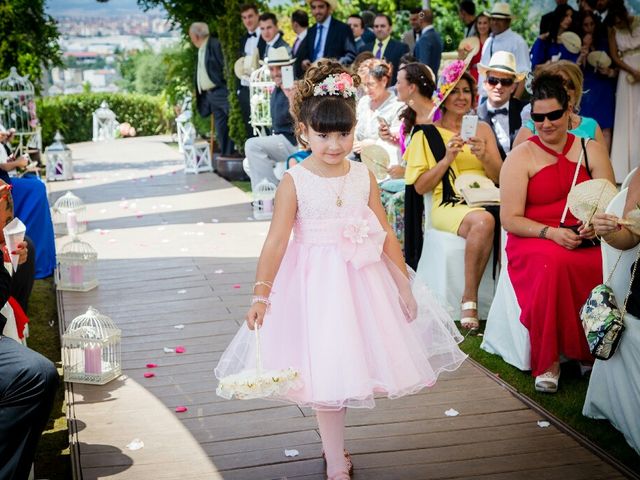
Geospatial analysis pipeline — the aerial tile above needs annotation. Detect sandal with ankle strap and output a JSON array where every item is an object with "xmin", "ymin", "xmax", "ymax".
[
  {"xmin": 460, "ymin": 301, "xmax": 479, "ymax": 330},
  {"xmin": 322, "ymin": 450, "xmax": 353, "ymax": 477}
]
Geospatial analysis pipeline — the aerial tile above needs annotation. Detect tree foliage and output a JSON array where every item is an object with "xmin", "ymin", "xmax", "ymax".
[{"xmin": 0, "ymin": 0, "xmax": 61, "ymax": 93}]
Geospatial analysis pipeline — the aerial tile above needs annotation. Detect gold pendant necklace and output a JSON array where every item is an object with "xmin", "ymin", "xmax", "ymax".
[{"xmin": 314, "ymin": 159, "xmax": 349, "ymax": 207}]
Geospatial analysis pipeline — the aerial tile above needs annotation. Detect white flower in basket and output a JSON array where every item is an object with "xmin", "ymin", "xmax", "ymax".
[{"xmin": 216, "ymin": 327, "xmax": 302, "ymax": 400}]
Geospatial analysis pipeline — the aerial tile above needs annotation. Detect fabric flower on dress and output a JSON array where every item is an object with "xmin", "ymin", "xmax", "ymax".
[{"xmin": 339, "ymin": 207, "xmax": 387, "ymax": 269}]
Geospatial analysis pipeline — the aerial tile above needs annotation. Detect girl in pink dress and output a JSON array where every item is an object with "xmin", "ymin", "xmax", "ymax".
[{"xmin": 215, "ymin": 60, "xmax": 466, "ymax": 480}]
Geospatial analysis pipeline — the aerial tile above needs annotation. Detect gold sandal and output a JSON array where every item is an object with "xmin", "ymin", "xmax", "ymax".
[{"xmin": 460, "ymin": 301, "xmax": 479, "ymax": 330}]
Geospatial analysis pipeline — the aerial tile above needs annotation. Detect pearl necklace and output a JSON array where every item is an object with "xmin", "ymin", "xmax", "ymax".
[{"xmin": 313, "ymin": 159, "xmax": 349, "ymax": 207}]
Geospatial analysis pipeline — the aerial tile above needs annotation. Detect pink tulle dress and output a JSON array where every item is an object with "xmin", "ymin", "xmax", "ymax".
[{"xmin": 215, "ymin": 161, "xmax": 467, "ymax": 410}]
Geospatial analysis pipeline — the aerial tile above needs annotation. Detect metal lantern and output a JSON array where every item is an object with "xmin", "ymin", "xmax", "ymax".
[
  {"xmin": 45, "ymin": 131, "xmax": 74, "ymax": 181},
  {"xmin": 57, "ymin": 237, "xmax": 98, "ymax": 292},
  {"xmin": 249, "ymin": 65, "xmax": 275, "ymax": 137},
  {"xmin": 183, "ymin": 141, "xmax": 213, "ymax": 174},
  {"xmin": 253, "ymin": 178, "xmax": 276, "ymax": 220},
  {"xmin": 62, "ymin": 306, "xmax": 121, "ymax": 385},
  {"xmin": 52, "ymin": 191, "xmax": 87, "ymax": 236},
  {"xmin": 0, "ymin": 67, "xmax": 42, "ymax": 154},
  {"xmin": 175, "ymin": 95, "xmax": 193, "ymax": 153},
  {"xmin": 92, "ymin": 101, "xmax": 118, "ymax": 142}
]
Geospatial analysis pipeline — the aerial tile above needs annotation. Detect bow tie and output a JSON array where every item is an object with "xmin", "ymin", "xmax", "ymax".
[
  {"xmin": 248, "ymin": 32, "xmax": 257, "ymax": 38},
  {"xmin": 488, "ymin": 108, "xmax": 508, "ymax": 117}
]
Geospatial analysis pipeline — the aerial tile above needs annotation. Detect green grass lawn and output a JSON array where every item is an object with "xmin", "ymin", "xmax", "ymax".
[
  {"xmin": 460, "ymin": 324, "xmax": 640, "ymax": 472},
  {"xmin": 231, "ymin": 180, "xmax": 251, "ymax": 193},
  {"xmin": 28, "ymin": 277, "xmax": 71, "ymax": 480}
]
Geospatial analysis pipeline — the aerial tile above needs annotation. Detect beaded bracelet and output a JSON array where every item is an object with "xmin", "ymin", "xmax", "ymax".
[
  {"xmin": 254, "ymin": 281, "xmax": 273, "ymax": 291},
  {"xmin": 251, "ymin": 295, "xmax": 271, "ymax": 309}
]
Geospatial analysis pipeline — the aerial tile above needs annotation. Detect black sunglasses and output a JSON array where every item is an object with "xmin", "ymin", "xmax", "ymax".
[
  {"xmin": 531, "ymin": 108, "xmax": 566, "ymax": 122},
  {"xmin": 487, "ymin": 76, "xmax": 515, "ymax": 87}
]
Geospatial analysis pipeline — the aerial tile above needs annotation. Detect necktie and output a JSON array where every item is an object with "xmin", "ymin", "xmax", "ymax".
[
  {"xmin": 488, "ymin": 108, "xmax": 508, "ymax": 118},
  {"xmin": 293, "ymin": 37, "xmax": 300, "ymax": 55},
  {"xmin": 375, "ymin": 41, "xmax": 383, "ymax": 59},
  {"xmin": 313, "ymin": 24, "xmax": 324, "ymax": 61}
]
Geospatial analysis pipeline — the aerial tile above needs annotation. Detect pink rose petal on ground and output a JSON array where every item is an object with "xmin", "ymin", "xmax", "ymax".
[
  {"xmin": 175, "ymin": 406, "xmax": 188, "ymax": 413},
  {"xmin": 143, "ymin": 372, "xmax": 155, "ymax": 378},
  {"xmin": 175, "ymin": 346, "xmax": 186, "ymax": 353},
  {"xmin": 233, "ymin": 284, "xmax": 241, "ymax": 289},
  {"xmin": 136, "ymin": 212, "xmax": 144, "ymax": 218},
  {"xmin": 146, "ymin": 363, "xmax": 158, "ymax": 368}
]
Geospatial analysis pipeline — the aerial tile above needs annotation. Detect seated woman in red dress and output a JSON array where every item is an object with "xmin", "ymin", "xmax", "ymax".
[{"xmin": 500, "ymin": 74, "xmax": 615, "ymax": 393}]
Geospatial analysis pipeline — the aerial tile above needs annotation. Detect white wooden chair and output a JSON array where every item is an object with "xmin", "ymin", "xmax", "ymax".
[
  {"xmin": 414, "ymin": 193, "xmax": 496, "ymax": 319},
  {"xmin": 583, "ymin": 188, "xmax": 640, "ymax": 453}
]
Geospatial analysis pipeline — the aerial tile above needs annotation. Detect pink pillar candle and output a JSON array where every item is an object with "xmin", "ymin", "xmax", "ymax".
[
  {"xmin": 262, "ymin": 198, "xmax": 273, "ymax": 213},
  {"xmin": 69, "ymin": 265, "xmax": 84, "ymax": 285},
  {"xmin": 84, "ymin": 345, "xmax": 102, "ymax": 375}
]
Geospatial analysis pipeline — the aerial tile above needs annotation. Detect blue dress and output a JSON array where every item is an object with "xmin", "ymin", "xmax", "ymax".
[
  {"xmin": 4, "ymin": 171, "xmax": 56, "ymax": 279},
  {"xmin": 579, "ymin": 40, "xmax": 617, "ymax": 130},
  {"xmin": 530, "ymin": 38, "xmax": 579, "ymax": 69}
]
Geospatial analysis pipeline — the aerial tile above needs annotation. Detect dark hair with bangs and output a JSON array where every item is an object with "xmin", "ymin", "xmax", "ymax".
[
  {"xmin": 530, "ymin": 74, "xmax": 569, "ymax": 112},
  {"xmin": 292, "ymin": 60, "xmax": 360, "ymax": 148}
]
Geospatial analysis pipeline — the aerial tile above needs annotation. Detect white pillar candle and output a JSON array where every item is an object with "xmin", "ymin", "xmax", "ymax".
[{"xmin": 66, "ymin": 212, "xmax": 78, "ymax": 235}]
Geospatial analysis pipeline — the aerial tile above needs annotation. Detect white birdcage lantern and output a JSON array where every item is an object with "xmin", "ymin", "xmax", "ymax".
[
  {"xmin": 253, "ymin": 178, "xmax": 276, "ymax": 220},
  {"xmin": 249, "ymin": 65, "xmax": 275, "ymax": 137},
  {"xmin": 52, "ymin": 191, "xmax": 87, "ymax": 236},
  {"xmin": 182, "ymin": 122, "xmax": 212, "ymax": 174},
  {"xmin": 62, "ymin": 306, "xmax": 121, "ymax": 385},
  {"xmin": 175, "ymin": 95, "xmax": 193, "ymax": 153},
  {"xmin": 56, "ymin": 237, "xmax": 98, "ymax": 292},
  {"xmin": 0, "ymin": 67, "xmax": 42, "ymax": 154},
  {"xmin": 92, "ymin": 101, "xmax": 118, "ymax": 142},
  {"xmin": 45, "ymin": 131, "xmax": 73, "ymax": 181}
]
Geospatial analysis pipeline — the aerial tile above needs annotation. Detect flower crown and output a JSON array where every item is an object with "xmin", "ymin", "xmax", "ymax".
[{"xmin": 313, "ymin": 73, "xmax": 357, "ymax": 98}]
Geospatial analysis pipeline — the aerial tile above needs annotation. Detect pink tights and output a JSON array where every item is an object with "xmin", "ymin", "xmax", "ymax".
[{"xmin": 316, "ymin": 408, "xmax": 348, "ymax": 479}]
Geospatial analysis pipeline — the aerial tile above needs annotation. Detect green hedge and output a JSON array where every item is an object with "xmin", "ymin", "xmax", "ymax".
[{"xmin": 36, "ymin": 92, "xmax": 173, "ymax": 146}]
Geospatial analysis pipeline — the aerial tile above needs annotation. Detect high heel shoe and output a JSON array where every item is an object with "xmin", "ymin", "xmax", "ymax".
[{"xmin": 460, "ymin": 300, "xmax": 479, "ymax": 330}]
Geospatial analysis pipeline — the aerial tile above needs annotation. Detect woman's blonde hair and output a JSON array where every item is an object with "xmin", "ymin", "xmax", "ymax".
[{"xmin": 535, "ymin": 60, "xmax": 584, "ymax": 111}]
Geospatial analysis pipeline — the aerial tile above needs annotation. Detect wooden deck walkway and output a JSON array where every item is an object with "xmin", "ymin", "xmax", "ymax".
[{"xmin": 52, "ymin": 136, "xmax": 631, "ymax": 480}]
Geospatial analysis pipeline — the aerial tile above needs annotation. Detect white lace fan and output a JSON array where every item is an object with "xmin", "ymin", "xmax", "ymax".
[
  {"xmin": 568, "ymin": 179, "xmax": 618, "ymax": 224},
  {"xmin": 216, "ymin": 327, "xmax": 302, "ymax": 400}
]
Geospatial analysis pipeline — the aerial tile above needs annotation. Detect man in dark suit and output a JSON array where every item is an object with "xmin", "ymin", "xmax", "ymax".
[
  {"xmin": 238, "ymin": 4, "xmax": 265, "ymax": 139},
  {"xmin": 291, "ymin": 10, "xmax": 309, "ymax": 79},
  {"xmin": 401, "ymin": 7, "xmax": 422, "ymax": 51},
  {"xmin": 189, "ymin": 22, "xmax": 233, "ymax": 155},
  {"xmin": 476, "ymin": 51, "xmax": 526, "ymax": 160},
  {"xmin": 347, "ymin": 14, "xmax": 367, "ymax": 51},
  {"xmin": 359, "ymin": 14, "xmax": 408, "ymax": 85},
  {"xmin": 413, "ymin": 9, "xmax": 443, "ymax": 77},
  {"xmin": 257, "ymin": 12, "xmax": 290, "ymax": 61},
  {"xmin": 298, "ymin": 0, "xmax": 357, "ymax": 73}
]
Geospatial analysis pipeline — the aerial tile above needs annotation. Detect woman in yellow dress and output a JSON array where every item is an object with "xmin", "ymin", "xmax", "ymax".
[{"xmin": 404, "ymin": 63, "xmax": 502, "ymax": 329}]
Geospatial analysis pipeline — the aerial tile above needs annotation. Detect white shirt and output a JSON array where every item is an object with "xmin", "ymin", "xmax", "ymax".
[
  {"xmin": 313, "ymin": 16, "xmax": 332, "ymax": 60},
  {"xmin": 355, "ymin": 92, "xmax": 405, "ymax": 165},
  {"xmin": 197, "ymin": 39, "xmax": 216, "ymax": 93},
  {"xmin": 487, "ymin": 101, "xmax": 511, "ymax": 153},
  {"xmin": 420, "ymin": 25, "xmax": 434, "ymax": 35},
  {"xmin": 242, "ymin": 27, "xmax": 261, "ymax": 87},
  {"xmin": 478, "ymin": 28, "xmax": 531, "ymax": 97}
]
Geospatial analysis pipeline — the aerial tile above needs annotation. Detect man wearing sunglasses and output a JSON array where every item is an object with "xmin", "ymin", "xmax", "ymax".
[{"xmin": 477, "ymin": 51, "xmax": 526, "ymax": 160}]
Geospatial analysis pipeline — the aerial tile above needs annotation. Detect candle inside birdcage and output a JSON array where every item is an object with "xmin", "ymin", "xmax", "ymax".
[
  {"xmin": 62, "ymin": 307, "xmax": 121, "ymax": 385},
  {"xmin": 253, "ymin": 178, "xmax": 276, "ymax": 220},
  {"xmin": 56, "ymin": 237, "xmax": 98, "ymax": 292},
  {"xmin": 52, "ymin": 191, "xmax": 87, "ymax": 236}
]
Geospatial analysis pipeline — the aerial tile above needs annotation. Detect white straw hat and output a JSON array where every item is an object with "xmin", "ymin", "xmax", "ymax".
[
  {"xmin": 477, "ymin": 51, "xmax": 526, "ymax": 81},
  {"xmin": 484, "ymin": 3, "xmax": 512, "ymax": 19}
]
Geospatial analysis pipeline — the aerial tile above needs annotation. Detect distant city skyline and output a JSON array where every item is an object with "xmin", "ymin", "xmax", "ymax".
[{"xmin": 47, "ymin": 0, "xmax": 164, "ymax": 17}]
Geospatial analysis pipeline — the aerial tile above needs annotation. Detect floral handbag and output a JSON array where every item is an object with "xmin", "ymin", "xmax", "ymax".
[{"xmin": 580, "ymin": 247, "xmax": 640, "ymax": 360}]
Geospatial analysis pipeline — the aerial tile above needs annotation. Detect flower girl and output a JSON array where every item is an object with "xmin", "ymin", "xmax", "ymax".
[{"xmin": 215, "ymin": 60, "xmax": 466, "ymax": 480}]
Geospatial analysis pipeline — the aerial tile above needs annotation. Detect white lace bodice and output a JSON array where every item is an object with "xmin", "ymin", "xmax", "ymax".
[{"xmin": 286, "ymin": 161, "xmax": 370, "ymax": 223}]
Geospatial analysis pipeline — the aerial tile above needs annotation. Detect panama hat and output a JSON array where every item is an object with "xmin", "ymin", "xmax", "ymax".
[
  {"xmin": 361, "ymin": 144, "xmax": 390, "ymax": 181},
  {"xmin": 259, "ymin": 46, "xmax": 296, "ymax": 67},
  {"xmin": 458, "ymin": 36, "xmax": 480, "ymax": 58},
  {"xmin": 568, "ymin": 179, "xmax": 618, "ymax": 224},
  {"xmin": 485, "ymin": 3, "xmax": 512, "ymax": 19},
  {"xmin": 559, "ymin": 31, "xmax": 582, "ymax": 54},
  {"xmin": 306, "ymin": 0, "xmax": 338, "ymax": 10},
  {"xmin": 477, "ymin": 51, "xmax": 526, "ymax": 81},
  {"xmin": 234, "ymin": 51, "xmax": 259, "ymax": 80},
  {"xmin": 587, "ymin": 51, "xmax": 612, "ymax": 69}
]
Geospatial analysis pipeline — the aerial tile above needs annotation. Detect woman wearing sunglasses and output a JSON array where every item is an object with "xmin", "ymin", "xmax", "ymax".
[
  {"xmin": 500, "ymin": 74, "xmax": 615, "ymax": 393},
  {"xmin": 513, "ymin": 61, "xmax": 606, "ymax": 148}
]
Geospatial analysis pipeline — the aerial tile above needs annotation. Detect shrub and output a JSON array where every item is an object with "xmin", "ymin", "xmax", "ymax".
[{"xmin": 37, "ymin": 92, "xmax": 173, "ymax": 145}]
